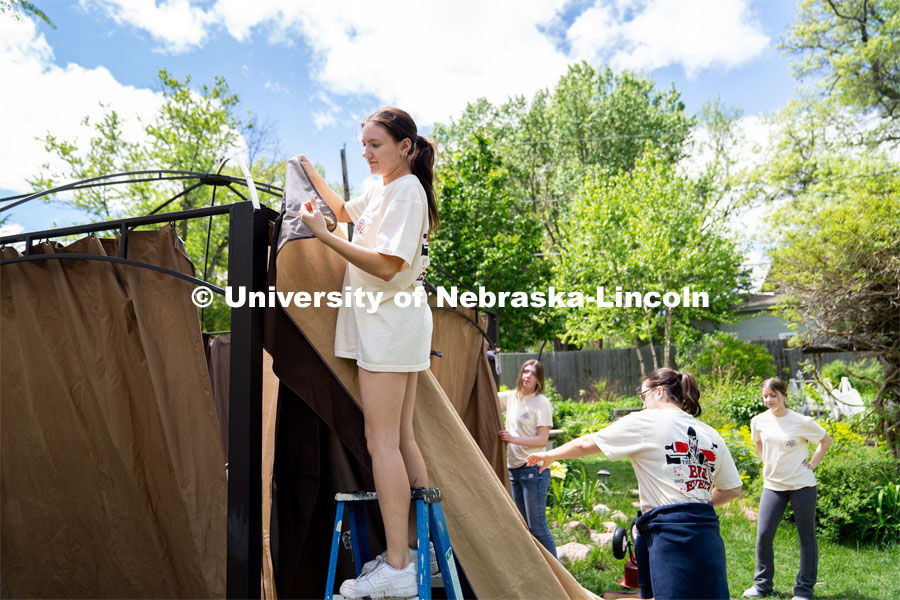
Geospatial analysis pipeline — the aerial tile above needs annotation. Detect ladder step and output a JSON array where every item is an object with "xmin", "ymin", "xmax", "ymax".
[
  {"xmin": 326, "ymin": 488, "xmax": 462, "ymax": 600},
  {"xmin": 334, "ymin": 490, "xmax": 378, "ymax": 502}
]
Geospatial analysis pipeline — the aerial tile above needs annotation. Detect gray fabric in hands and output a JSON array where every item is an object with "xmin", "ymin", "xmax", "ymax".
[{"xmin": 277, "ymin": 156, "xmax": 339, "ymax": 251}]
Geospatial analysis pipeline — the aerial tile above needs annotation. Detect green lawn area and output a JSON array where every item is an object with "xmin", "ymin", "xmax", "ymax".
[{"xmin": 554, "ymin": 457, "xmax": 900, "ymax": 600}]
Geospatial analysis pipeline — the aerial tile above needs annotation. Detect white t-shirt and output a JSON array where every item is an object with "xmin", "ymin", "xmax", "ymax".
[
  {"xmin": 334, "ymin": 175, "xmax": 432, "ymax": 372},
  {"xmin": 750, "ymin": 409, "xmax": 826, "ymax": 491},
  {"xmin": 591, "ymin": 410, "xmax": 742, "ymax": 512},
  {"xmin": 498, "ymin": 390, "xmax": 553, "ymax": 469}
]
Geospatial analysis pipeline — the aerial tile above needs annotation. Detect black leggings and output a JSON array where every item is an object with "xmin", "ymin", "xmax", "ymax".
[{"xmin": 754, "ymin": 486, "xmax": 818, "ymax": 598}]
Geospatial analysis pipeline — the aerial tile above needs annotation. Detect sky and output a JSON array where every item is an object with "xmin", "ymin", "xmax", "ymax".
[{"xmin": 1, "ymin": 0, "xmax": 802, "ymax": 282}]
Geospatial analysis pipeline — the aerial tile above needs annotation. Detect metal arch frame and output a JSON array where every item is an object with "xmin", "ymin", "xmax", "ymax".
[
  {"xmin": 0, "ymin": 168, "xmax": 283, "ymax": 214},
  {"xmin": 1, "ymin": 171, "xmax": 279, "ymax": 600}
]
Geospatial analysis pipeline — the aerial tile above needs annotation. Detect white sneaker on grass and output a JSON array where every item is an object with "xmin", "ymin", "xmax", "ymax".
[
  {"xmin": 361, "ymin": 542, "xmax": 440, "ymax": 577},
  {"xmin": 743, "ymin": 586, "xmax": 766, "ymax": 598},
  {"xmin": 339, "ymin": 556, "xmax": 417, "ymax": 599}
]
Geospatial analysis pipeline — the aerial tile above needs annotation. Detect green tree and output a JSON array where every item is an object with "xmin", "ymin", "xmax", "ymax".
[
  {"xmin": 434, "ymin": 62, "xmax": 694, "ymax": 251},
  {"xmin": 432, "ymin": 63, "xmax": 695, "ymax": 348},
  {"xmin": 683, "ymin": 331, "xmax": 776, "ymax": 382},
  {"xmin": 783, "ymin": 0, "xmax": 900, "ymax": 140},
  {"xmin": 431, "ymin": 133, "xmax": 552, "ymax": 349},
  {"xmin": 553, "ymin": 150, "xmax": 751, "ymax": 372},
  {"xmin": 1, "ymin": 0, "xmax": 55, "ymax": 28},
  {"xmin": 767, "ymin": 185, "xmax": 900, "ymax": 459},
  {"xmin": 29, "ymin": 70, "xmax": 282, "ymax": 331}
]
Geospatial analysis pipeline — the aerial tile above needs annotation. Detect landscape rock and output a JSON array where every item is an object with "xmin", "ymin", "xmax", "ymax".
[
  {"xmin": 744, "ymin": 507, "xmax": 758, "ymax": 522},
  {"xmin": 592, "ymin": 503, "xmax": 611, "ymax": 514},
  {"xmin": 601, "ymin": 521, "xmax": 618, "ymax": 533},
  {"xmin": 565, "ymin": 520, "xmax": 591, "ymax": 536},
  {"xmin": 557, "ymin": 542, "xmax": 591, "ymax": 563},
  {"xmin": 591, "ymin": 531, "xmax": 614, "ymax": 545},
  {"xmin": 610, "ymin": 510, "xmax": 629, "ymax": 521}
]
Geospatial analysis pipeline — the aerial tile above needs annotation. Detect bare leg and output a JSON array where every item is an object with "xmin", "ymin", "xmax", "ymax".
[
  {"xmin": 400, "ymin": 371, "xmax": 428, "ymax": 487},
  {"xmin": 399, "ymin": 372, "xmax": 428, "ymax": 542},
  {"xmin": 358, "ymin": 368, "xmax": 415, "ymax": 570}
]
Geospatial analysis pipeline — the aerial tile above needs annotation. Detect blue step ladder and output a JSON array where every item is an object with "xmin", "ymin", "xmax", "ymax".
[{"xmin": 325, "ymin": 487, "xmax": 464, "ymax": 600}]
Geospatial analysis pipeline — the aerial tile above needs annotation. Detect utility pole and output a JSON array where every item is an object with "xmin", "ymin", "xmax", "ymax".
[{"xmin": 341, "ymin": 144, "xmax": 352, "ymax": 240}]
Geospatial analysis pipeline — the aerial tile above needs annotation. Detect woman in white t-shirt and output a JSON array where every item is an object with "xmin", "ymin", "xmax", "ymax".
[
  {"xmin": 497, "ymin": 360, "xmax": 557, "ymax": 557},
  {"xmin": 527, "ymin": 368, "xmax": 743, "ymax": 600},
  {"xmin": 299, "ymin": 107, "xmax": 437, "ymax": 600},
  {"xmin": 743, "ymin": 378, "xmax": 831, "ymax": 600}
]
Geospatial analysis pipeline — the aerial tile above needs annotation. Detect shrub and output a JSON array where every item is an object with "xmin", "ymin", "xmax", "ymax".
[
  {"xmin": 807, "ymin": 439, "xmax": 899, "ymax": 543},
  {"xmin": 543, "ymin": 377, "xmax": 564, "ymax": 404},
  {"xmin": 546, "ymin": 462, "xmax": 610, "ymax": 530},
  {"xmin": 553, "ymin": 400, "xmax": 610, "ymax": 442},
  {"xmin": 702, "ymin": 376, "xmax": 766, "ymax": 429},
  {"xmin": 552, "ymin": 395, "xmax": 641, "ymax": 443},
  {"xmin": 576, "ymin": 377, "xmax": 621, "ymax": 403},
  {"xmin": 872, "ymin": 483, "xmax": 900, "ymax": 544},
  {"xmin": 684, "ymin": 331, "xmax": 776, "ymax": 381},
  {"xmin": 718, "ymin": 423, "xmax": 761, "ymax": 487}
]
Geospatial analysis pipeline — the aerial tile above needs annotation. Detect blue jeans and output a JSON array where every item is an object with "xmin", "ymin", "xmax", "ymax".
[{"xmin": 508, "ymin": 464, "xmax": 557, "ymax": 557}]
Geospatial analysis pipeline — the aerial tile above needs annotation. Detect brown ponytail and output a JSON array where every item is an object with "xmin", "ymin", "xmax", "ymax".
[
  {"xmin": 643, "ymin": 367, "xmax": 702, "ymax": 417},
  {"xmin": 361, "ymin": 108, "xmax": 440, "ymax": 231}
]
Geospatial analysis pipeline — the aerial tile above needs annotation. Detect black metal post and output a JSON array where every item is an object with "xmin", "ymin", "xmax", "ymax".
[{"xmin": 226, "ymin": 201, "xmax": 267, "ymax": 599}]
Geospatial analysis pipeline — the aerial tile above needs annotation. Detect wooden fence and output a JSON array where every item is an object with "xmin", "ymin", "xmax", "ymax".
[{"xmin": 497, "ymin": 340, "xmax": 860, "ymax": 401}]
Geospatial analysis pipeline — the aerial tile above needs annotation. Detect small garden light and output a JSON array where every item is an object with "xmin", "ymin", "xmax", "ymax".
[{"xmin": 597, "ymin": 469, "xmax": 610, "ymax": 486}]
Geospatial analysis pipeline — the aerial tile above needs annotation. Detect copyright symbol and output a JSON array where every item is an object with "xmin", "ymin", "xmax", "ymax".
[{"xmin": 192, "ymin": 286, "xmax": 214, "ymax": 308}]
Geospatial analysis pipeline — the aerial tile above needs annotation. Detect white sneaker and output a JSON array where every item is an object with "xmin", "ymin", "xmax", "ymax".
[
  {"xmin": 743, "ymin": 587, "xmax": 766, "ymax": 598},
  {"xmin": 340, "ymin": 556, "xmax": 417, "ymax": 599},
  {"xmin": 361, "ymin": 543, "xmax": 439, "ymax": 577}
]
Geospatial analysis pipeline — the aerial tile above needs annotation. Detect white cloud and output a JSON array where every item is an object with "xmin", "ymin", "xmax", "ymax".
[
  {"xmin": 682, "ymin": 113, "xmax": 771, "ymax": 179},
  {"xmin": 0, "ymin": 13, "xmax": 163, "ymax": 194},
  {"xmin": 568, "ymin": 0, "xmax": 769, "ymax": 77},
  {"xmin": 249, "ymin": 1, "xmax": 572, "ymax": 125},
  {"xmin": 310, "ymin": 92, "xmax": 342, "ymax": 131},
  {"xmin": 86, "ymin": 0, "xmax": 216, "ymax": 53},
  {"xmin": 263, "ymin": 80, "xmax": 291, "ymax": 95},
  {"xmin": 74, "ymin": 0, "xmax": 773, "ymax": 126},
  {"xmin": 312, "ymin": 111, "xmax": 336, "ymax": 130},
  {"xmin": 0, "ymin": 223, "xmax": 24, "ymax": 237}
]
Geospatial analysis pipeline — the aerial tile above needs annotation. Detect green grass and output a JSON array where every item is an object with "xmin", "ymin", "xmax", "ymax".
[{"xmin": 553, "ymin": 457, "xmax": 900, "ymax": 599}]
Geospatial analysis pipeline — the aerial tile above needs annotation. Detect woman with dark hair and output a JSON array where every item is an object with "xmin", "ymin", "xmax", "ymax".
[
  {"xmin": 743, "ymin": 378, "xmax": 830, "ymax": 600},
  {"xmin": 299, "ymin": 107, "xmax": 437, "ymax": 599},
  {"xmin": 527, "ymin": 368, "xmax": 742, "ymax": 600},
  {"xmin": 497, "ymin": 360, "xmax": 557, "ymax": 557}
]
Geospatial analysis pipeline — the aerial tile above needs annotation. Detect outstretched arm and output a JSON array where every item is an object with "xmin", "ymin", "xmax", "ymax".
[{"xmin": 525, "ymin": 434, "xmax": 601, "ymax": 472}]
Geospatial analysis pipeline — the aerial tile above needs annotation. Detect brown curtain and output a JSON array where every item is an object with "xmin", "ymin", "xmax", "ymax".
[
  {"xmin": 429, "ymin": 305, "xmax": 509, "ymax": 491},
  {"xmin": 0, "ymin": 227, "xmax": 226, "ymax": 598},
  {"xmin": 272, "ymin": 230, "xmax": 600, "ymax": 600},
  {"xmin": 205, "ymin": 339, "xmax": 280, "ymax": 599}
]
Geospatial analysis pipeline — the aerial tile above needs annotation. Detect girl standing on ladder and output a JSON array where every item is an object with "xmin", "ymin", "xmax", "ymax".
[{"xmin": 299, "ymin": 107, "xmax": 438, "ymax": 600}]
